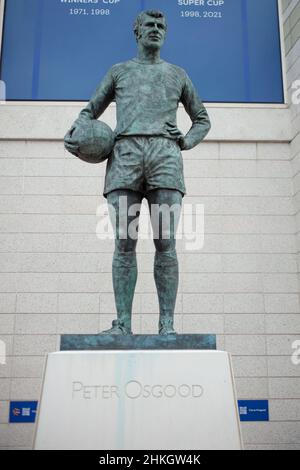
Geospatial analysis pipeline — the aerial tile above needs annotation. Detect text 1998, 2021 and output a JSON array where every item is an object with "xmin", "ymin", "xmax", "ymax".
[{"xmin": 181, "ymin": 10, "xmax": 222, "ymax": 18}]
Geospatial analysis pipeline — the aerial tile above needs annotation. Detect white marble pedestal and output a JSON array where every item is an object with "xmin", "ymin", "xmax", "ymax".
[{"xmin": 34, "ymin": 350, "xmax": 243, "ymax": 450}]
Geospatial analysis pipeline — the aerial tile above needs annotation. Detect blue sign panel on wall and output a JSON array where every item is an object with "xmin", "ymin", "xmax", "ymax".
[
  {"xmin": 238, "ymin": 400, "xmax": 269, "ymax": 422},
  {"xmin": 0, "ymin": 0, "xmax": 283, "ymax": 103},
  {"xmin": 9, "ymin": 401, "xmax": 38, "ymax": 423}
]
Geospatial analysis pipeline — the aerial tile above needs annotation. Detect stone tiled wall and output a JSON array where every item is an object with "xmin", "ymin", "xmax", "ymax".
[
  {"xmin": 283, "ymin": 0, "xmax": 300, "ymax": 451},
  {"xmin": 0, "ymin": 1, "xmax": 300, "ymax": 450},
  {"xmin": 285, "ymin": 0, "xmax": 300, "ymax": 285},
  {"xmin": 283, "ymin": 0, "xmax": 300, "ymax": 54}
]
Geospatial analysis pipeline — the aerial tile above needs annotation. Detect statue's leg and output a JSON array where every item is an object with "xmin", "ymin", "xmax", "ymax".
[
  {"xmin": 147, "ymin": 188, "xmax": 182, "ymax": 335},
  {"xmin": 100, "ymin": 189, "xmax": 143, "ymax": 335}
]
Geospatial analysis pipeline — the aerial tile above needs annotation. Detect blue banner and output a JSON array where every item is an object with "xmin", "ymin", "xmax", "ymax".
[{"xmin": 0, "ymin": 0, "xmax": 283, "ymax": 102}]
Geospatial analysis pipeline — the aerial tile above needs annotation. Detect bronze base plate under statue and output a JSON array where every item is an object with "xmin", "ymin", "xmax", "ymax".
[{"xmin": 60, "ymin": 334, "xmax": 216, "ymax": 351}]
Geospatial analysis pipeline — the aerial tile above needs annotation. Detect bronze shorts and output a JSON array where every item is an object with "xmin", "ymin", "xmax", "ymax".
[{"xmin": 103, "ymin": 136, "xmax": 186, "ymax": 198}]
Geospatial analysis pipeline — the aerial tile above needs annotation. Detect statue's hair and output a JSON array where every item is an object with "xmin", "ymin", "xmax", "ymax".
[{"xmin": 133, "ymin": 10, "xmax": 167, "ymax": 41}]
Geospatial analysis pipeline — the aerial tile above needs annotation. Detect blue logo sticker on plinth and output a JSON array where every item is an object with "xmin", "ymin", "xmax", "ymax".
[
  {"xmin": 9, "ymin": 401, "xmax": 38, "ymax": 423},
  {"xmin": 238, "ymin": 400, "xmax": 269, "ymax": 422}
]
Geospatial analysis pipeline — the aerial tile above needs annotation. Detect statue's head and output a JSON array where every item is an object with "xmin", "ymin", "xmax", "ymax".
[{"xmin": 133, "ymin": 10, "xmax": 167, "ymax": 50}]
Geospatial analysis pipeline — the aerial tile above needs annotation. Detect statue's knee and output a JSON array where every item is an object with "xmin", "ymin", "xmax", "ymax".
[
  {"xmin": 115, "ymin": 238, "xmax": 137, "ymax": 253},
  {"xmin": 154, "ymin": 238, "xmax": 175, "ymax": 253}
]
